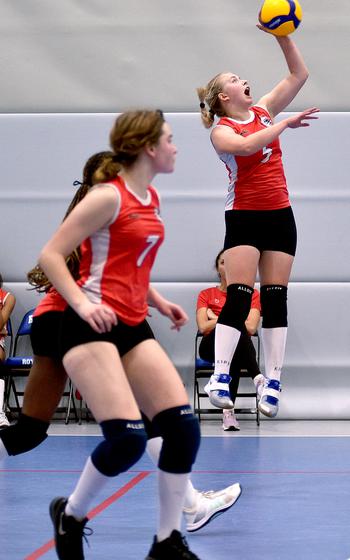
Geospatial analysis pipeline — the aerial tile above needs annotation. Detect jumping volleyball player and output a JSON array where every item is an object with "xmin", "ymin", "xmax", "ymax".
[{"xmin": 197, "ymin": 27, "xmax": 319, "ymax": 418}]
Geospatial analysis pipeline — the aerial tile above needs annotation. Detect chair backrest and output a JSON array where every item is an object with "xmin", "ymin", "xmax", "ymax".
[
  {"xmin": 6, "ymin": 318, "xmax": 14, "ymax": 357},
  {"xmin": 13, "ymin": 308, "xmax": 35, "ymax": 357},
  {"xmin": 17, "ymin": 309, "xmax": 35, "ymax": 336}
]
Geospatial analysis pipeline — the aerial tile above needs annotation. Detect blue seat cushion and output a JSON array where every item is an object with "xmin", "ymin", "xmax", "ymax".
[{"xmin": 195, "ymin": 358, "xmax": 214, "ymax": 369}]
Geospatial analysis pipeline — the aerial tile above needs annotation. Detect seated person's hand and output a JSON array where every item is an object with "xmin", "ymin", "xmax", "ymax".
[{"xmin": 206, "ymin": 308, "xmax": 218, "ymax": 321}]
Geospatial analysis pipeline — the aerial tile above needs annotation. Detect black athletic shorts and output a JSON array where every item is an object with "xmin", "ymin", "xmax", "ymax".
[
  {"xmin": 224, "ymin": 206, "xmax": 297, "ymax": 256},
  {"xmin": 30, "ymin": 311, "xmax": 63, "ymax": 360},
  {"xmin": 61, "ymin": 306, "xmax": 155, "ymax": 358}
]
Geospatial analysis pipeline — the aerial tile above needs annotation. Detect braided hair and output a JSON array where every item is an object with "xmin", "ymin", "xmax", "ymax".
[{"xmin": 27, "ymin": 151, "xmax": 118, "ymax": 292}]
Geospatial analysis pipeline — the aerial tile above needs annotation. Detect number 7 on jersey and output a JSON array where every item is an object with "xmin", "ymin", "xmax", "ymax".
[{"xmin": 137, "ymin": 235, "xmax": 160, "ymax": 267}]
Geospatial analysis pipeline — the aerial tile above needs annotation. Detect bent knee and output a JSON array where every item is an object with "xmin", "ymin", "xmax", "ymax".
[
  {"xmin": 91, "ymin": 418, "xmax": 147, "ymax": 476},
  {"xmin": 152, "ymin": 406, "xmax": 201, "ymax": 473},
  {"xmin": 0, "ymin": 414, "xmax": 49, "ymax": 456}
]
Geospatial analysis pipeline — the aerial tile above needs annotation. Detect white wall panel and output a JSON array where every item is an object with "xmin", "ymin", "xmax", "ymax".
[
  {"xmin": 1, "ymin": 111, "xmax": 349, "ymax": 419},
  {"xmin": 0, "ymin": 112, "xmax": 348, "ymax": 282},
  {"xmin": 6, "ymin": 281, "xmax": 350, "ymax": 419}
]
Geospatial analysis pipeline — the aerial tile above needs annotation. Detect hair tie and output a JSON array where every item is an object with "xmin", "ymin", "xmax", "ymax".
[
  {"xmin": 72, "ymin": 180, "xmax": 83, "ymax": 187},
  {"xmin": 199, "ymin": 102, "xmax": 205, "ymax": 109}
]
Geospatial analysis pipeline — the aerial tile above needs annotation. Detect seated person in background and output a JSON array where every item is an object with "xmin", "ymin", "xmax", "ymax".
[
  {"xmin": 196, "ymin": 250, "xmax": 265, "ymax": 431},
  {"xmin": 0, "ymin": 273, "xmax": 16, "ymax": 428}
]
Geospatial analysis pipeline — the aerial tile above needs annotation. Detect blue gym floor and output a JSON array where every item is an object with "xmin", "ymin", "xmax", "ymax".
[{"xmin": 1, "ymin": 426, "xmax": 350, "ymax": 560}]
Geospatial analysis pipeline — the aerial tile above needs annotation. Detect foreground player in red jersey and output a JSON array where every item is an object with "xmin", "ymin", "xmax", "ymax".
[
  {"xmin": 39, "ymin": 110, "xmax": 203, "ymax": 560},
  {"xmin": 197, "ymin": 30, "xmax": 319, "ymax": 418},
  {"xmin": 0, "ymin": 153, "xmax": 240, "ymax": 539}
]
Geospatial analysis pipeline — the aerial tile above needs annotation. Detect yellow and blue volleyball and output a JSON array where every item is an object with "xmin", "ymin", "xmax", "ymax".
[{"xmin": 259, "ymin": 0, "xmax": 303, "ymax": 36}]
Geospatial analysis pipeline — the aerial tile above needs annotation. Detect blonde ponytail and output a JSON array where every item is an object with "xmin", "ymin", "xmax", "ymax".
[
  {"xmin": 196, "ymin": 87, "xmax": 216, "ymax": 129},
  {"xmin": 196, "ymin": 73, "xmax": 226, "ymax": 129}
]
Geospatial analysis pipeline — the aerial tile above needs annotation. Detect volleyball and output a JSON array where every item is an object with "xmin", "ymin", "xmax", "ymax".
[{"xmin": 259, "ymin": 0, "xmax": 303, "ymax": 36}]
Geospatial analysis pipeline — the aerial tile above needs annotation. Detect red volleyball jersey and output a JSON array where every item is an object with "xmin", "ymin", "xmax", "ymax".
[
  {"xmin": 0, "ymin": 288, "xmax": 11, "ymax": 347},
  {"xmin": 33, "ymin": 288, "xmax": 67, "ymax": 317},
  {"xmin": 216, "ymin": 106, "xmax": 290, "ymax": 211},
  {"xmin": 77, "ymin": 176, "xmax": 164, "ymax": 325},
  {"xmin": 197, "ymin": 286, "xmax": 260, "ymax": 335},
  {"xmin": 0, "ymin": 288, "xmax": 9, "ymax": 310},
  {"xmin": 197, "ymin": 286, "xmax": 260, "ymax": 314}
]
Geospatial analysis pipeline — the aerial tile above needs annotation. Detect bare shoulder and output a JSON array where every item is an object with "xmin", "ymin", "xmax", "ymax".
[{"xmin": 211, "ymin": 123, "xmax": 234, "ymax": 142}]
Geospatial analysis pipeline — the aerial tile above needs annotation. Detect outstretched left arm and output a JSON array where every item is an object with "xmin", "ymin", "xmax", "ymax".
[{"xmin": 257, "ymin": 34, "xmax": 309, "ymax": 118}]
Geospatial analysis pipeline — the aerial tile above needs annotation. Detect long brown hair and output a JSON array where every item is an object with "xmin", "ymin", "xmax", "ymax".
[
  {"xmin": 27, "ymin": 151, "xmax": 119, "ymax": 292},
  {"xmin": 95, "ymin": 110, "xmax": 165, "ymax": 183}
]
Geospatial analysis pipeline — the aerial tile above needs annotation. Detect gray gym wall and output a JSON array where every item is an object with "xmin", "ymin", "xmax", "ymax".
[{"xmin": 0, "ymin": 0, "xmax": 348, "ymax": 113}]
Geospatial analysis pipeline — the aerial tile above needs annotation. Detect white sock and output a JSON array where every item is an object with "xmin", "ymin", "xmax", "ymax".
[
  {"xmin": 0, "ymin": 439, "xmax": 9, "ymax": 460},
  {"xmin": 261, "ymin": 327, "xmax": 287, "ymax": 382},
  {"xmin": 183, "ymin": 478, "xmax": 198, "ymax": 509},
  {"xmin": 146, "ymin": 437, "xmax": 198, "ymax": 510},
  {"xmin": 0, "ymin": 378, "xmax": 5, "ymax": 410},
  {"xmin": 65, "ymin": 456, "xmax": 110, "ymax": 520},
  {"xmin": 146, "ymin": 436, "xmax": 162, "ymax": 466},
  {"xmin": 214, "ymin": 323, "xmax": 241, "ymax": 376},
  {"xmin": 157, "ymin": 470, "xmax": 189, "ymax": 541}
]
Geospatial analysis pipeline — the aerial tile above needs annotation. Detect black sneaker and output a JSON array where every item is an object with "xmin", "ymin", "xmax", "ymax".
[
  {"xmin": 49, "ymin": 497, "xmax": 91, "ymax": 560},
  {"xmin": 145, "ymin": 530, "xmax": 201, "ymax": 559}
]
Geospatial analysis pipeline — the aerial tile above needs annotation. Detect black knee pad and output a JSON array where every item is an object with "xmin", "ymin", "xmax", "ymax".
[
  {"xmin": 260, "ymin": 285, "xmax": 288, "ymax": 328},
  {"xmin": 91, "ymin": 419, "xmax": 147, "ymax": 477},
  {"xmin": 0, "ymin": 413, "xmax": 49, "ymax": 456},
  {"xmin": 218, "ymin": 284, "xmax": 253, "ymax": 331},
  {"xmin": 152, "ymin": 405, "xmax": 201, "ymax": 474}
]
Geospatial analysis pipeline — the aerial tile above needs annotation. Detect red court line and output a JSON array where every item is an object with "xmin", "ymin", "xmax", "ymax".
[
  {"xmin": 3, "ymin": 468, "xmax": 350, "ymax": 475},
  {"xmin": 24, "ymin": 470, "xmax": 151, "ymax": 560},
  {"xmin": 192, "ymin": 469, "xmax": 350, "ymax": 474}
]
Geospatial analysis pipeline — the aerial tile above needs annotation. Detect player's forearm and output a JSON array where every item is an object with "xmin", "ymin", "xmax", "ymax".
[{"xmin": 276, "ymin": 36, "xmax": 309, "ymax": 82}]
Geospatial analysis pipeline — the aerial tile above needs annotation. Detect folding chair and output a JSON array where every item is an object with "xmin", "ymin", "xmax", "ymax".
[
  {"xmin": 193, "ymin": 331, "xmax": 261, "ymax": 425},
  {"xmin": 3, "ymin": 309, "xmax": 35, "ymax": 415},
  {"xmin": 64, "ymin": 381, "xmax": 80, "ymax": 424},
  {"xmin": 4, "ymin": 310, "xmax": 78, "ymax": 422},
  {"xmin": 76, "ymin": 387, "xmax": 92, "ymax": 424},
  {"xmin": 5, "ymin": 317, "xmax": 14, "ymax": 358}
]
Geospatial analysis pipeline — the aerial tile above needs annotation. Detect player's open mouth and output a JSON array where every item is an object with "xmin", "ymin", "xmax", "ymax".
[{"xmin": 244, "ymin": 86, "xmax": 251, "ymax": 96}]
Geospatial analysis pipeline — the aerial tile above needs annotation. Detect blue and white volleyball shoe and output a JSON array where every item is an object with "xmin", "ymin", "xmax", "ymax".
[
  {"xmin": 204, "ymin": 374, "xmax": 234, "ymax": 409},
  {"xmin": 184, "ymin": 483, "xmax": 242, "ymax": 532},
  {"xmin": 258, "ymin": 378, "xmax": 281, "ymax": 418}
]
